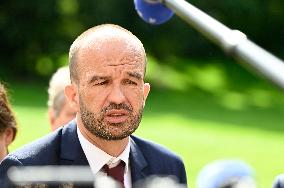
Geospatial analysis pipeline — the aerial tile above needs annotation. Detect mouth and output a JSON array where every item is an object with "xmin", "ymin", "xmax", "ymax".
[{"xmin": 104, "ymin": 109, "xmax": 129, "ymax": 124}]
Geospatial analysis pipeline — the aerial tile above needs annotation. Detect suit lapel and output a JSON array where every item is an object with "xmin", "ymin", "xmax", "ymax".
[
  {"xmin": 59, "ymin": 120, "xmax": 89, "ymax": 166},
  {"xmin": 58, "ymin": 122, "xmax": 148, "ymax": 183},
  {"xmin": 129, "ymin": 137, "xmax": 148, "ymax": 184}
]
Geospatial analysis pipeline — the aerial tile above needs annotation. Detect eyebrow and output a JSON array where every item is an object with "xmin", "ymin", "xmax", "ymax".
[
  {"xmin": 127, "ymin": 72, "xmax": 143, "ymax": 80},
  {"xmin": 88, "ymin": 75, "xmax": 110, "ymax": 84}
]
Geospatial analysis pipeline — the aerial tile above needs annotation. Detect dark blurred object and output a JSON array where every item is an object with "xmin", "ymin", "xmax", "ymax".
[
  {"xmin": 197, "ymin": 160, "xmax": 257, "ymax": 188},
  {"xmin": 272, "ymin": 174, "xmax": 284, "ymax": 188}
]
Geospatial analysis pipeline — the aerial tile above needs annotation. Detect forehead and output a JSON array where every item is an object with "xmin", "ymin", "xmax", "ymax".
[{"xmin": 76, "ymin": 34, "xmax": 146, "ymax": 78}]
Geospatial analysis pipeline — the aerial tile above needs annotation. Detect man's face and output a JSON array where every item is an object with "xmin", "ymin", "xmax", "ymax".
[{"xmin": 74, "ymin": 36, "xmax": 149, "ymax": 140}]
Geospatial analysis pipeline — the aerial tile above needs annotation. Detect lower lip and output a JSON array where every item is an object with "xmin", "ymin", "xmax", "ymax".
[{"xmin": 105, "ymin": 115, "xmax": 128, "ymax": 124}]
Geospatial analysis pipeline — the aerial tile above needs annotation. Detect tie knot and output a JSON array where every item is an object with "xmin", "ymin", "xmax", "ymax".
[{"xmin": 103, "ymin": 161, "xmax": 125, "ymax": 187}]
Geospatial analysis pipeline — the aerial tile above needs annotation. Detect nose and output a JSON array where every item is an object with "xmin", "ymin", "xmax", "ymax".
[{"xmin": 107, "ymin": 84, "xmax": 126, "ymax": 104}]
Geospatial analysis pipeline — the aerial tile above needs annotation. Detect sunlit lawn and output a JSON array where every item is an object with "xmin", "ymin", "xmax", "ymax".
[{"xmin": 6, "ymin": 58, "xmax": 284, "ymax": 188}]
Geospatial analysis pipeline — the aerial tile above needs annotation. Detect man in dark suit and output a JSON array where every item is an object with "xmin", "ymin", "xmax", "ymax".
[{"xmin": 0, "ymin": 24, "xmax": 187, "ymax": 187}]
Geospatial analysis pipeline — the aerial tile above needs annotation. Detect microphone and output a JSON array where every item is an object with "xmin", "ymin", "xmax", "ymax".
[
  {"xmin": 197, "ymin": 160, "xmax": 257, "ymax": 188},
  {"xmin": 273, "ymin": 174, "xmax": 284, "ymax": 188},
  {"xmin": 133, "ymin": 0, "xmax": 284, "ymax": 90},
  {"xmin": 133, "ymin": 0, "xmax": 174, "ymax": 25}
]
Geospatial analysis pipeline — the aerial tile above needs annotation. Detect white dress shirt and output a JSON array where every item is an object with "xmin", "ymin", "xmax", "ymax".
[{"xmin": 77, "ymin": 127, "xmax": 132, "ymax": 188}]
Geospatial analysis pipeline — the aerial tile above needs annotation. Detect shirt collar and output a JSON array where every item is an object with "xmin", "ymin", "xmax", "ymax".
[{"xmin": 77, "ymin": 126, "xmax": 130, "ymax": 174}]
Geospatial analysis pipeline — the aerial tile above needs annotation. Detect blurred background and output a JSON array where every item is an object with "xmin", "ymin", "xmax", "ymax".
[{"xmin": 0, "ymin": 0, "xmax": 284, "ymax": 187}]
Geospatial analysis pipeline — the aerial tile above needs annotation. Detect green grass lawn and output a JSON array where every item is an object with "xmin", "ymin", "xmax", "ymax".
[{"xmin": 5, "ymin": 58, "xmax": 284, "ymax": 188}]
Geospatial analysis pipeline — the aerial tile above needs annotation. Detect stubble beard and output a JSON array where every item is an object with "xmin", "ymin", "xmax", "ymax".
[{"xmin": 80, "ymin": 98, "xmax": 143, "ymax": 140}]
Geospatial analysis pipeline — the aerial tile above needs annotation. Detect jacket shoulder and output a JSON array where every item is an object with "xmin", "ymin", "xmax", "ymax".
[
  {"xmin": 131, "ymin": 135, "xmax": 183, "ymax": 162},
  {"xmin": 5, "ymin": 128, "xmax": 62, "ymax": 165},
  {"xmin": 130, "ymin": 135, "xmax": 187, "ymax": 185},
  {"xmin": 0, "ymin": 129, "xmax": 63, "ymax": 187}
]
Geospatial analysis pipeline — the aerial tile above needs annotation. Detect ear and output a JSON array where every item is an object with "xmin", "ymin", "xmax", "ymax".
[
  {"xmin": 48, "ymin": 108, "xmax": 55, "ymax": 128},
  {"xmin": 65, "ymin": 84, "xmax": 79, "ymax": 112},
  {"xmin": 143, "ymin": 83, "xmax": 150, "ymax": 106},
  {"xmin": 4, "ymin": 127, "xmax": 14, "ymax": 146}
]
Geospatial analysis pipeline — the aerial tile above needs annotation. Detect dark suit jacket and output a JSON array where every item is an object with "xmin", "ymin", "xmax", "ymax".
[{"xmin": 0, "ymin": 120, "xmax": 187, "ymax": 187}]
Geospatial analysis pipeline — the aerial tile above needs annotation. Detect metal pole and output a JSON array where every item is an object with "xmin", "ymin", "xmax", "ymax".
[{"xmin": 163, "ymin": 0, "xmax": 284, "ymax": 90}]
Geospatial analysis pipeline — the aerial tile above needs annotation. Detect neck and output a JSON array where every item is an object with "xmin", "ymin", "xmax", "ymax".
[{"xmin": 77, "ymin": 119, "xmax": 129, "ymax": 157}]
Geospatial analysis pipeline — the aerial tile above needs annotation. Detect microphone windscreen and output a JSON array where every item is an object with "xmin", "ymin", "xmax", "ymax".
[
  {"xmin": 273, "ymin": 174, "xmax": 284, "ymax": 188},
  {"xmin": 134, "ymin": 0, "xmax": 174, "ymax": 25},
  {"xmin": 197, "ymin": 160, "xmax": 255, "ymax": 188}
]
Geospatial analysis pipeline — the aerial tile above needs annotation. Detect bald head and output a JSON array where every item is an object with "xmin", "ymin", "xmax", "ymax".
[{"xmin": 69, "ymin": 24, "xmax": 146, "ymax": 83}]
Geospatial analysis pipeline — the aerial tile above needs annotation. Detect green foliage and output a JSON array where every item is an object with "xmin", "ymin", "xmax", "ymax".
[{"xmin": 0, "ymin": 0, "xmax": 283, "ymax": 80}]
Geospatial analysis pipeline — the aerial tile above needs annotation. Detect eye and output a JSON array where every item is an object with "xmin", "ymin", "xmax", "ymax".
[
  {"xmin": 95, "ymin": 80, "xmax": 110, "ymax": 86},
  {"xmin": 124, "ymin": 79, "xmax": 137, "ymax": 85}
]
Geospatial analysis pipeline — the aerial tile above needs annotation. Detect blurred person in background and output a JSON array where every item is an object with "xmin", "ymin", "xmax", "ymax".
[
  {"xmin": 273, "ymin": 174, "xmax": 284, "ymax": 188},
  {"xmin": 47, "ymin": 66, "xmax": 76, "ymax": 131},
  {"xmin": 0, "ymin": 24, "xmax": 187, "ymax": 187},
  {"xmin": 0, "ymin": 83, "xmax": 17, "ymax": 161},
  {"xmin": 197, "ymin": 159, "xmax": 257, "ymax": 188}
]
